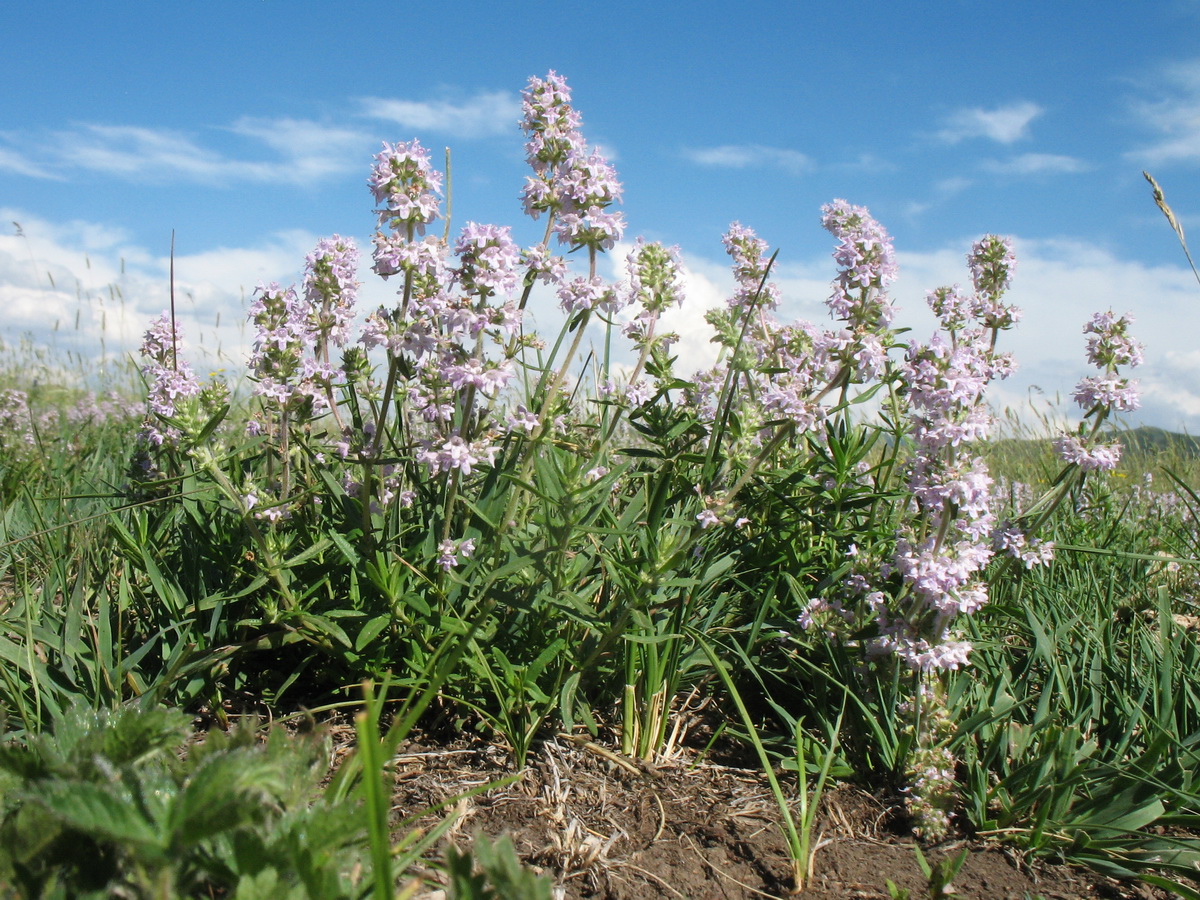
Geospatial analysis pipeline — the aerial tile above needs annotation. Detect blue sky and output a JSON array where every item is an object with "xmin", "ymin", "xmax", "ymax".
[{"xmin": 3, "ymin": 0, "xmax": 1200, "ymax": 432}]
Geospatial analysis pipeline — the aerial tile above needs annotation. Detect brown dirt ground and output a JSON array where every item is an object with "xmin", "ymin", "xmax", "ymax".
[{"xmin": 327, "ymin": 726, "xmax": 1182, "ymax": 900}]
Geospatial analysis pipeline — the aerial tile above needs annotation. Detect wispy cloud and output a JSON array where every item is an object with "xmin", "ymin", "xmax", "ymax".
[
  {"xmin": 1127, "ymin": 59, "xmax": 1200, "ymax": 165},
  {"xmin": 358, "ymin": 91, "xmax": 522, "ymax": 139},
  {"xmin": 981, "ymin": 153, "xmax": 1090, "ymax": 175},
  {"xmin": 10, "ymin": 118, "xmax": 368, "ymax": 187},
  {"xmin": 903, "ymin": 177, "xmax": 973, "ymax": 219},
  {"xmin": 0, "ymin": 144, "xmax": 60, "ymax": 179},
  {"xmin": 229, "ymin": 117, "xmax": 367, "ymax": 180},
  {"xmin": 58, "ymin": 124, "xmax": 255, "ymax": 182},
  {"xmin": 937, "ymin": 101, "xmax": 1043, "ymax": 144},
  {"xmin": 682, "ymin": 144, "xmax": 813, "ymax": 175}
]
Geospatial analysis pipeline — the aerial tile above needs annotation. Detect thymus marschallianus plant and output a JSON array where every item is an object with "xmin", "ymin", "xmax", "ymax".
[{"xmin": 121, "ymin": 71, "xmax": 1149, "ymax": 833}]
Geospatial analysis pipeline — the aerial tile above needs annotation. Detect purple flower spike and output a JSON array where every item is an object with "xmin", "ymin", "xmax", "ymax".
[
  {"xmin": 368, "ymin": 140, "xmax": 443, "ymax": 233},
  {"xmin": 821, "ymin": 199, "xmax": 898, "ymax": 330}
]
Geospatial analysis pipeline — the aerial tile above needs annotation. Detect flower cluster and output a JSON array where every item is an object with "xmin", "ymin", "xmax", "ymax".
[
  {"xmin": 1053, "ymin": 311, "xmax": 1143, "ymax": 473},
  {"xmin": 519, "ymin": 71, "xmax": 625, "ymax": 251},
  {"xmin": 874, "ymin": 240, "xmax": 1022, "ymax": 672},
  {"xmin": 618, "ymin": 240, "xmax": 685, "ymax": 391},
  {"xmin": 303, "ymin": 235, "xmax": 360, "ymax": 353},
  {"xmin": 138, "ymin": 313, "xmax": 202, "ymax": 447},
  {"xmin": 247, "ymin": 282, "xmax": 336, "ymax": 418},
  {"xmin": 722, "ymin": 223, "xmax": 780, "ymax": 312},
  {"xmin": 368, "ymin": 140, "xmax": 442, "ymax": 236},
  {"xmin": 0, "ymin": 389, "xmax": 36, "ymax": 456},
  {"xmin": 821, "ymin": 199, "xmax": 898, "ymax": 331}
]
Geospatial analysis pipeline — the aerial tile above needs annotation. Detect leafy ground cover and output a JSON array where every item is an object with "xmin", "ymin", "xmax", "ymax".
[{"xmin": 2, "ymin": 71, "xmax": 1200, "ymax": 899}]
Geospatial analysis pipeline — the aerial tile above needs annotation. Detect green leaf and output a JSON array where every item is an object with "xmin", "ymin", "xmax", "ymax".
[
  {"xmin": 355, "ymin": 615, "xmax": 393, "ymax": 652},
  {"xmin": 34, "ymin": 780, "xmax": 162, "ymax": 851}
]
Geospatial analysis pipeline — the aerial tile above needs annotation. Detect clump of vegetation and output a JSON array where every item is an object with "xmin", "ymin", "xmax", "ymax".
[{"xmin": 1, "ymin": 72, "xmax": 1199, "ymax": 897}]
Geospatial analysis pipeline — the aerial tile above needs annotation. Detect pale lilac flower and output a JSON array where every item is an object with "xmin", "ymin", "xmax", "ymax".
[
  {"xmin": 436, "ymin": 537, "xmax": 476, "ymax": 572},
  {"xmin": 625, "ymin": 380, "xmax": 653, "ymax": 407},
  {"xmin": 1084, "ymin": 311, "xmax": 1143, "ymax": 368},
  {"xmin": 557, "ymin": 275, "xmax": 608, "ymax": 314},
  {"xmin": 416, "ymin": 435, "xmax": 499, "ymax": 478},
  {"xmin": 520, "ymin": 70, "xmax": 585, "ymax": 176},
  {"xmin": 968, "ymin": 235, "xmax": 1021, "ymax": 329},
  {"xmin": 969, "ymin": 234, "xmax": 1016, "ymax": 299},
  {"xmin": 506, "ymin": 405, "xmax": 541, "ymax": 434},
  {"xmin": 821, "ymin": 199, "xmax": 897, "ymax": 330},
  {"xmin": 368, "ymin": 140, "xmax": 442, "ymax": 233},
  {"xmin": 926, "ymin": 286, "xmax": 974, "ymax": 331},
  {"xmin": 1053, "ymin": 434, "xmax": 1121, "ymax": 472},
  {"xmin": 304, "ymin": 235, "xmax": 359, "ymax": 348},
  {"xmin": 993, "ymin": 524, "xmax": 1056, "ymax": 568},
  {"xmin": 554, "ymin": 202, "xmax": 626, "ymax": 251},
  {"xmin": 521, "ymin": 245, "xmax": 568, "ymax": 285},
  {"xmin": 1072, "ymin": 375, "xmax": 1141, "ymax": 412},
  {"xmin": 519, "ymin": 73, "xmax": 625, "ymax": 250},
  {"xmin": 372, "ymin": 232, "xmax": 448, "ymax": 282},
  {"xmin": 455, "ymin": 222, "xmax": 522, "ymax": 297},
  {"xmin": 722, "ymin": 222, "xmax": 780, "ymax": 311}
]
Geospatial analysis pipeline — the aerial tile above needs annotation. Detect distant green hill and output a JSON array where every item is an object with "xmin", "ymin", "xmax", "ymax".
[
  {"xmin": 987, "ymin": 426, "xmax": 1200, "ymax": 459},
  {"xmin": 1107, "ymin": 426, "xmax": 1200, "ymax": 458}
]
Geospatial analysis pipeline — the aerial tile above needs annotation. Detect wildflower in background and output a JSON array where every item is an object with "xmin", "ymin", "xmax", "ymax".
[
  {"xmin": 139, "ymin": 312, "xmax": 202, "ymax": 447},
  {"xmin": 436, "ymin": 537, "xmax": 476, "ymax": 572},
  {"xmin": 1053, "ymin": 310, "xmax": 1143, "ymax": 473},
  {"xmin": 0, "ymin": 390, "xmax": 35, "ymax": 454},
  {"xmin": 993, "ymin": 523, "xmax": 1056, "ymax": 568},
  {"xmin": 304, "ymin": 235, "xmax": 360, "ymax": 352},
  {"xmin": 416, "ymin": 435, "xmax": 499, "ymax": 478}
]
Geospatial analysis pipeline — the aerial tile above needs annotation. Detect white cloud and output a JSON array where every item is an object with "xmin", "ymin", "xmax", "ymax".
[
  {"xmin": 938, "ymin": 101, "xmax": 1043, "ymax": 144},
  {"xmin": 981, "ymin": 153, "xmax": 1090, "ymax": 175},
  {"xmin": 895, "ymin": 237, "xmax": 1200, "ymax": 432},
  {"xmin": 0, "ymin": 209, "xmax": 325, "ymax": 366},
  {"xmin": 7, "ymin": 118, "xmax": 368, "ymax": 186},
  {"xmin": 0, "ymin": 145, "xmax": 59, "ymax": 179},
  {"xmin": 1127, "ymin": 59, "xmax": 1200, "ymax": 166},
  {"xmin": 59, "ymin": 125, "xmax": 256, "ymax": 183},
  {"xmin": 228, "ymin": 117, "xmax": 368, "ymax": 181},
  {"xmin": 682, "ymin": 144, "xmax": 813, "ymax": 175},
  {"xmin": 359, "ymin": 91, "xmax": 522, "ymax": 139}
]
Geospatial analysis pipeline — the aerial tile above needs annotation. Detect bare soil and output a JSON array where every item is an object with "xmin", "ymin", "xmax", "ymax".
[{"xmin": 344, "ymin": 728, "xmax": 1177, "ymax": 900}]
